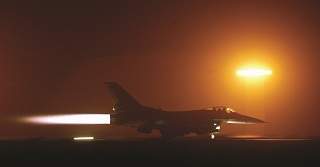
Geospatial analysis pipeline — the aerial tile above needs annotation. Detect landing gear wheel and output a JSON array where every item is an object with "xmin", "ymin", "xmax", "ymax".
[{"xmin": 210, "ymin": 134, "xmax": 215, "ymax": 140}]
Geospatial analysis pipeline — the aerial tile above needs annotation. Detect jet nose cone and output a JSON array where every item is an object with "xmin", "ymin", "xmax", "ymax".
[{"xmin": 247, "ymin": 117, "xmax": 266, "ymax": 124}]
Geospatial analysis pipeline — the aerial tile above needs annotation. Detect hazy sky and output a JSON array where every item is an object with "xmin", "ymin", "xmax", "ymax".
[{"xmin": 1, "ymin": 0, "xmax": 320, "ymax": 138}]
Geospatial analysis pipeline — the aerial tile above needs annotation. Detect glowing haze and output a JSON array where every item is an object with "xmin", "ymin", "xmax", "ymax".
[{"xmin": 0, "ymin": 1, "xmax": 319, "ymax": 139}]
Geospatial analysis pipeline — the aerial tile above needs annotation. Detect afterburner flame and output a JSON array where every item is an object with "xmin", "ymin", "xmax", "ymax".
[
  {"xmin": 23, "ymin": 114, "xmax": 110, "ymax": 124},
  {"xmin": 236, "ymin": 69, "xmax": 272, "ymax": 77}
]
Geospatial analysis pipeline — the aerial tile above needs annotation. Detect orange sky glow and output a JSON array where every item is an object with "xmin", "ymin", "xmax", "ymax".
[{"xmin": 0, "ymin": 1, "xmax": 319, "ymax": 139}]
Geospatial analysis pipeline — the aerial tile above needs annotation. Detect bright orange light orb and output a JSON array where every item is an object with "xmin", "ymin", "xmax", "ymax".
[{"xmin": 236, "ymin": 69, "xmax": 272, "ymax": 77}]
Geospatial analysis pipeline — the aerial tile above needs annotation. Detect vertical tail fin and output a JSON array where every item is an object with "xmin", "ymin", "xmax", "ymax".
[{"xmin": 104, "ymin": 82, "xmax": 141, "ymax": 112}]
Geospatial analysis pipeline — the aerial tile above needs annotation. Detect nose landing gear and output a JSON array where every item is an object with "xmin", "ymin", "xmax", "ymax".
[{"xmin": 210, "ymin": 134, "xmax": 215, "ymax": 140}]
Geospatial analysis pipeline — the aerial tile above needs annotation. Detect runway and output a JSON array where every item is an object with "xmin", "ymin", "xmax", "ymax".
[{"xmin": 1, "ymin": 138, "xmax": 319, "ymax": 167}]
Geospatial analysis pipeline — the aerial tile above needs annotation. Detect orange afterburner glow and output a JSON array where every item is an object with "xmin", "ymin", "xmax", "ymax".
[
  {"xmin": 236, "ymin": 69, "xmax": 272, "ymax": 77},
  {"xmin": 22, "ymin": 114, "xmax": 110, "ymax": 124}
]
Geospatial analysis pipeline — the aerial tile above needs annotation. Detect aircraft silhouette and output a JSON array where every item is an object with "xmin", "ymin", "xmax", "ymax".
[{"xmin": 105, "ymin": 82, "xmax": 265, "ymax": 139}]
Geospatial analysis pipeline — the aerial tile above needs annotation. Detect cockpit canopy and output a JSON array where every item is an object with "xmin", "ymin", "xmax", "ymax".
[{"xmin": 202, "ymin": 106, "xmax": 236, "ymax": 113}]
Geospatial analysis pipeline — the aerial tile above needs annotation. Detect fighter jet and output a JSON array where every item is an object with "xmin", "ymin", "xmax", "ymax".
[{"xmin": 105, "ymin": 82, "xmax": 265, "ymax": 139}]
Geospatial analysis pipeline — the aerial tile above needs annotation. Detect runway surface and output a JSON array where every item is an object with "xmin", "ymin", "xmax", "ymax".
[{"xmin": 1, "ymin": 138, "xmax": 319, "ymax": 167}]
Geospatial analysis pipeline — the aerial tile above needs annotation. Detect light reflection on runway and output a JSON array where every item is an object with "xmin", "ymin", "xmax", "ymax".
[
  {"xmin": 219, "ymin": 135, "xmax": 315, "ymax": 141},
  {"xmin": 215, "ymin": 138, "xmax": 316, "ymax": 141},
  {"xmin": 233, "ymin": 138, "xmax": 314, "ymax": 141}
]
